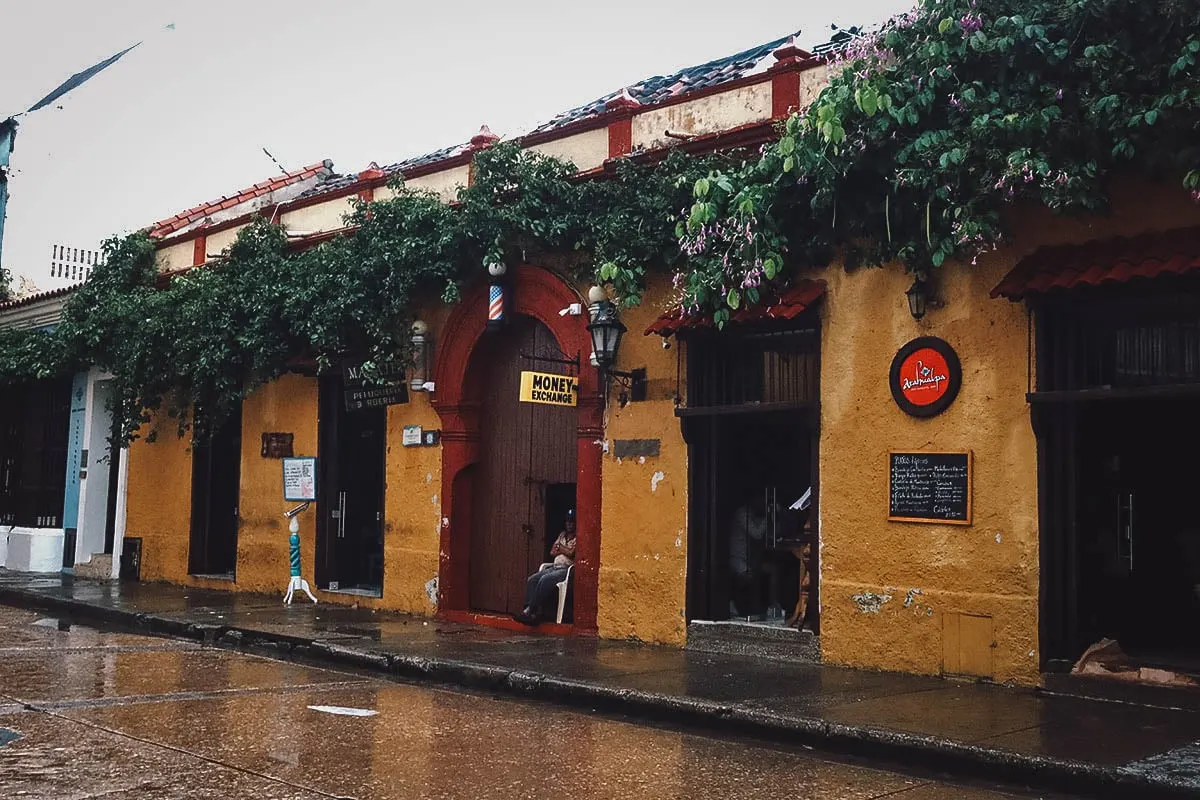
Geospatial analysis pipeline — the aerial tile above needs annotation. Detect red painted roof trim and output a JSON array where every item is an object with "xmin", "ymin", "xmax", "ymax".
[
  {"xmin": 152, "ymin": 151, "xmax": 477, "ymax": 250},
  {"xmin": 148, "ymin": 159, "xmax": 334, "ymax": 240},
  {"xmin": 151, "ymin": 60, "xmax": 814, "ymax": 254},
  {"xmin": 519, "ymin": 70, "xmax": 786, "ymax": 148},
  {"xmin": 645, "ymin": 278, "xmax": 827, "ymax": 336},
  {"xmin": 991, "ymin": 227, "xmax": 1200, "ymax": 300}
]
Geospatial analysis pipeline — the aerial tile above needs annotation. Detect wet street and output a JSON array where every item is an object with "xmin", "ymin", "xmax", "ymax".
[{"xmin": 0, "ymin": 603, "xmax": 1071, "ymax": 799}]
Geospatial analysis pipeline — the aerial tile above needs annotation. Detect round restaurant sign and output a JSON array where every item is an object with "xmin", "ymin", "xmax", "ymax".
[{"xmin": 889, "ymin": 337, "xmax": 962, "ymax": 418}]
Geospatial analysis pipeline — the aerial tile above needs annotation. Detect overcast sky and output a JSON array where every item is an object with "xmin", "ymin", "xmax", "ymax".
[{"xmin": 0, "ymin": 0, "xmax": 912, "ymax": 290}]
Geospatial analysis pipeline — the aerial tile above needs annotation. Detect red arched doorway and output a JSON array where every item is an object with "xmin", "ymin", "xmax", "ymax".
[{"xmin": 432, "ymin": 265, "xmax": 603, "ymax": 633}]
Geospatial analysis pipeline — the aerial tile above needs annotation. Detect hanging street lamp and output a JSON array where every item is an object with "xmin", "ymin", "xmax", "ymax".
[{"xmin": 586, "ymin": 286, "xmax": 645, "ymax": 407}]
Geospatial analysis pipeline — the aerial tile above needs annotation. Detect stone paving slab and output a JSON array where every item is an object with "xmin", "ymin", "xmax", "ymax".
[
  {"xmin": 2, "ymin": 570, "xmax": 1199, "ymax": 798},
  {"xmin": 0, "ymin": 710, "xmax": 327, "ymax": 799},
  {"xmin": 0, "ymin": 647, "xmax": 359, "ymax": 705}
]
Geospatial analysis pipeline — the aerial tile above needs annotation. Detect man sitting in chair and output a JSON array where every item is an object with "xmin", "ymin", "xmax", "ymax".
[{"xmin": 515, "ymin": 509, "xmax": 576, "ymax": 625}]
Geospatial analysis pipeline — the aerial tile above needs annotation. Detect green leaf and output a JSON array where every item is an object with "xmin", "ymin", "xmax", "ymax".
[
  {"xmin": 938, "ymin": 17, "xmax": 954, "ymax": 34},
  {"xmin": 860, "ymin": 91, "xmax": 878, "ymax": 117},
  {"xmin": 726, "ymin": 289, "xmax": 741, "ymax": 310}
]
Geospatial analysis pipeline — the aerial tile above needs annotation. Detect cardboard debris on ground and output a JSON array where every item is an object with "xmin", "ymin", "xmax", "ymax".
[{"xmin": 1072, "ymin": 638, "xmax": 1200, "ymax": 687}]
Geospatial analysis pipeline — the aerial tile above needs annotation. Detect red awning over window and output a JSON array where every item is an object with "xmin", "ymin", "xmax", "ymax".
[
  {"xmin": 991, "ymin": 227, "xmax": 1200, "ymax": 301},
  {"xmin": 644, "ymin": 279, "xmax": 826, "ymax": 336}
]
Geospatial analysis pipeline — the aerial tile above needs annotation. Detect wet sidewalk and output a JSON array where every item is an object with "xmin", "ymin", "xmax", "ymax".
[{"xmin": 2, "ymin": 570, "xmax": 1198, "ymax": 798}]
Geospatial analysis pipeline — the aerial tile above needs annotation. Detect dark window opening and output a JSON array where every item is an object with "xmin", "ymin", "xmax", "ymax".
[
  {"xmin": 684, "ymin": 324, "xmax": 819, "ymax": 409},
  {"xmin": 0, "ymin": 377, "xmax": 73, "ymax": 528}
]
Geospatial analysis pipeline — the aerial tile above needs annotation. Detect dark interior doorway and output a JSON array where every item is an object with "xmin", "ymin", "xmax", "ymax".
[
  {"xmin": 681, "ymin": 320, "xmax": 822, "ymax": 631},
  {"xmin": 687, "ymin": 411, "xmax": 813, "ymax": 624},
  {"xmin": 317, "ymin": 374, "xmax": 387, "ymax": 596},
  {"xmin": 468, "ymin": 315, "xmax": 578, "ymax": 616},
  {"xmin": 1072, "ymin": 398, "xmax": 1200, "ymax": 663},
  {"xmin": 188, "ymin": 405, "xmax": 242, "ymax": 578},
  {"xmin": 1034, "ymin": 283, "xmax": 1200, "ymax": 672},
  {"xmin": 0, "ymin": 377, "xmax": 72, "ymax": 528}
]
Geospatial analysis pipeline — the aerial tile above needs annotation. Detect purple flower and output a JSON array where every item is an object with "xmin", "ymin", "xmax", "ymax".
[
  {"xmin": 1055, "ymin": 89, "xmax": 1063, "ymax": 101},
  {"xmin": 960, "ymin": 14, "xmax": 983, "ymax": 35}
]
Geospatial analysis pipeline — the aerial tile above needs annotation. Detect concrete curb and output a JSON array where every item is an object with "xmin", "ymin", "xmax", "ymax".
[{"xmin": 0, "ymin": 585, "xmax": 1193, "ymax": 799}]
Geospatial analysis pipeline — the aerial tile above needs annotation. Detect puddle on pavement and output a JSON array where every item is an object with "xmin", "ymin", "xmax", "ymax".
[{"xmin": 0, "ymin": 727, "xmax": 21, "ymax": 747}]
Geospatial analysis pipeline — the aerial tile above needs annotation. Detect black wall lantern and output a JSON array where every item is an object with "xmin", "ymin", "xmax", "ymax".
[
  {"xmin": 586, "ymin": 286, "xmax": 646, "ymax": 407},
  {"xmin": 905, "ymin": 272, "xmax": 929, "ymax": 321}
]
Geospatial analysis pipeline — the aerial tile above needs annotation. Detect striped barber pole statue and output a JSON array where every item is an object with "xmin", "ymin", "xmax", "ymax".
[{"xmin": 487, "ymin": 283, "xmax": 504, "ymax": 330}]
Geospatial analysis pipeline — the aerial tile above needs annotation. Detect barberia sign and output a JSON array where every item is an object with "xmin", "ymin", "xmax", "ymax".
[
  {"xmin": 889, "ymin": 337, "xmax": 962, "ymax": 418},
  {"xmin": 342, "ymin": 358, "xmax": 409, "ymax": 412},
  {"xmin": 519, "ymin": 370, "xmax": 578, "ymax": 407}
]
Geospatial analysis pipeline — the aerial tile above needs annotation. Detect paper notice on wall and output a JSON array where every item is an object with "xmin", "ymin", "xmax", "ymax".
[
  {"xmin": 790, "ymin": 487, "xmax": 812, "ymax": 511},
  {"xmin": 282, "ymin": 457, "xmax": 318, "ymax": 502}
]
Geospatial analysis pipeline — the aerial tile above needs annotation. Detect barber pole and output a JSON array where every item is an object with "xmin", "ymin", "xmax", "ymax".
[{"xmin": 487, "ymin": 282, "xmax": 504, "ymax": 331}]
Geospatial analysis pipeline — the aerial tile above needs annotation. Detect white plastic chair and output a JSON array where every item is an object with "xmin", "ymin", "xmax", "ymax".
[{"xmin": 537, "ymin": 563, "xmax": 574, "ymax": 624}]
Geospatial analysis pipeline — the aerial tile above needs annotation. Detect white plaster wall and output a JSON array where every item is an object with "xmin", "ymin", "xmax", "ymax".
[
  {"xmin": 632, "ymin": 81, "xmax": 772, "ymax": 151},
  {"xmin": 156, "ymin": 240, "xmax": 194, "ymax": 273},
  {"xmin": 798, "ymin": 68, "xmax": 828, "ymax": 111},
  {"xmin": 397, "ymin": 165, "xmax": 470, "ymax": 202},
  {"xmin": 280, "ymin": 197, "xmax": 356, "ymax": 235},
  {"xmin": 527, "ymin": 128, "xmax": 608, "ymax": 172},
  {"xmin": 109, "ymin": 447, "xmax": 130, "ymax": 580},
  {"xmin": 205, "ymin": 223, "xmax": 249, "ymax": 256},
  {"xmin": 75, "ymin": 372, "xmax": 115, "ymax": 565},
  {"xmin": 0, "ymin": 529, "xmax": 8, "ymax": 568}
]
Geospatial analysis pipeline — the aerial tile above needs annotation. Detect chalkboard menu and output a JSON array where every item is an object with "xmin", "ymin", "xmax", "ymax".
[{"xmin": 888, "ymin": 451, "xmax": 972, "ymax": 525}]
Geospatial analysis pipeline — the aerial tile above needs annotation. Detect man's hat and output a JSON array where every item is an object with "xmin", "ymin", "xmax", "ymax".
[{"xmin": 566, "ymin": 508, "xmax": 576, "ymax": 520}]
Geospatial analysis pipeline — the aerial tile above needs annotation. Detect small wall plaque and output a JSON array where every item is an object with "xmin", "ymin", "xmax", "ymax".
[
  {"xmin": 402, "ymin": 426, "xmax": 422, "ymax": 447},
  {"xmin": 613, "ymin": 439, "xmax": 660, "ymax": 459},
  {"xmin": 261, "ymin": 432, "xmax": 295, "ymax": 458}
]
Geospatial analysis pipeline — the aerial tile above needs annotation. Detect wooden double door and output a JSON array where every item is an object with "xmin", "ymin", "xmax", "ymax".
[{"xmin": 469, "ymin": 315, "xmax": 578, "ymax": 615}]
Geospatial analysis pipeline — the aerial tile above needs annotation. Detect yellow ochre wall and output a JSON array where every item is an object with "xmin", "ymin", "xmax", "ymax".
[
  {"xmin": 596, "ymin": 283, "xmax": 690, "ymax": 646},
  {"xmin": 230, "ymin": 373, "xmax": 319, "ymax": 593},
  {"xmin": 817, "ymin": 180, "xmax": 1200, "ymax": 685},
  {"xmin": 816, "ymin": 256, "xmax": 1039, "ymax": 684},
  {"xmin": 125, "ymin": 374, "xmax": 320, "ymax": 594},
  {"xmin": 123, "ymin": 317, "xmax": 444, "ymax": 615}
]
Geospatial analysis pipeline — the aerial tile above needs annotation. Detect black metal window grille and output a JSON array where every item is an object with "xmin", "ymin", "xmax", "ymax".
[
  {"xmin": 0, "ymin": 377, "xmax": 72, "ymax": 527},
  {"xmin": 685, "ymin": 324, "xmax": 820, "ymax": 408},
  {"xmin": 1036, "ymin": 287, "xmax": 1200, "ymax": 393}
]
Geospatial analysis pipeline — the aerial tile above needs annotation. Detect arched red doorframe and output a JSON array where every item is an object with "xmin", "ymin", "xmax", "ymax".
[{"xmin": 431, "ymin": 265, "xmax": 603, "ymax": 633}]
